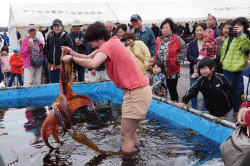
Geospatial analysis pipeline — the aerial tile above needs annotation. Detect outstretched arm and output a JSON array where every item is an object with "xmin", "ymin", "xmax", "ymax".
[
  {"xmin": 61, "ymin": 51, "xmax": 108, "ymax": 69},
  {"xmin": 61, "ymin": 46, "xmax": 98, "ymax": 59}
]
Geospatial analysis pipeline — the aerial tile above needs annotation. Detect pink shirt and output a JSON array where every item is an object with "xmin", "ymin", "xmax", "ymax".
[
  {"xmin": 0, "ymin": 54, "xmax": 11, "ymax": 74},
  {"xmin": 98, "ymin": 36, "xmax": 149, "ymax": 89}
]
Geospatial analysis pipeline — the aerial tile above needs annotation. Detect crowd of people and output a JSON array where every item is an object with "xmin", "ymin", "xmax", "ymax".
[{"xmin": 1, "ymin": 13, "xmax": 250, "ymax": 157}]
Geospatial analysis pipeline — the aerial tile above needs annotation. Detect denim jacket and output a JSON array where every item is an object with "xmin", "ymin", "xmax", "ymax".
[{"xmin": 131, "ymin": 26, "xmax": 156, "ymax": 57}]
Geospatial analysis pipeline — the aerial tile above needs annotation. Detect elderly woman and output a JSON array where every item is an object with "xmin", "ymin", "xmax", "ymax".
[
  {"xmin": 215, "ymin": 19, "xmax": 233, "ymax": 73},
  {"xmin": 123, "ymin": 31, "xmax": 152, "ymax": 77},
  {"xmin": 154, "ymin": 18, "xmax": 186, "ymax": 102},
  {"xmin": 20, "ymin": 24, "xmax": 44, "ymax": 87},
  {"xmin": 221, "ymin": 17, "xmax": 250, "ymax": 113}
]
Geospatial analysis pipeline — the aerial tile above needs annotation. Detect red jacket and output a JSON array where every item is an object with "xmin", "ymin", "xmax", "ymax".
[
  {"xmin": 154, "ymin": 35, "xmax": 182, "ymax": 76},
  {"xmin": 9, "ymin": 54, "xmax": 23, "ymax": 74}
]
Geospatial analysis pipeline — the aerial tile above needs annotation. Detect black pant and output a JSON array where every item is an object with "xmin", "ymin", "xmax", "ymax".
[{"xmin": 167, "ymin": 78, "xmax": 179, "ymax": 102}]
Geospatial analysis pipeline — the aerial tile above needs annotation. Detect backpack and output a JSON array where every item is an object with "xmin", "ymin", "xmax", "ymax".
[{"xmin": 31, "ymin": 56, "xmax": 43, "ymax": 67}]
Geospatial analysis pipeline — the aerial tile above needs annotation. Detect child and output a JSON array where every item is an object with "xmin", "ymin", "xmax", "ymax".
[
  {"xmin": 8, "ymin": 46, "xmax": 24, "ymax": 87},
  {"xmin": 0, "ymin": 46, "xmax": 11, "ymax": 86},
  {"xmin": 191, "ymin": 28, "xmax": 218, "ymax": 78},
  {"xmin": 239, "ymin": 54, "xmax": 250, "ymax": 102},
  {"xmin": 178, "ymin": 57, "xmax": 234, "ymax": 121},
  {"xmin": 150, "ymin": 60, "xmax": 167, "ymax": 97}
]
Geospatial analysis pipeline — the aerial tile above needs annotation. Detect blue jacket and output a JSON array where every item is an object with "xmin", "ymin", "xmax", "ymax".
[
  {"xmin": 186, "ymin": 38, "xmax": 199, "ymax": 74},
  {"xmin": 131, "ymin": 26, "xmax": 156, "ymax": 57},
  {"xmin": 3, "ymin": 34, "xmax": 9, "ymax": 46},
  {"xmin": 239, "ymin": 67, "xmax": 250, "ymax": 101}
]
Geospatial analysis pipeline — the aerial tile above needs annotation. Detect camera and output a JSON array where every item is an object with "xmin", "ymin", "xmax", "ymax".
[{"xmin": 229, "ymin": 27, "xmax": 238, "ymax": 37}]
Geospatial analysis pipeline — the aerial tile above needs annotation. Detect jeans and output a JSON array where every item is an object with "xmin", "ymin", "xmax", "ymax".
[
  {"xmin": 0, "ymin": 67, "xmax": 3, "ymax": 82},
  {"xmin": 223, "ymin": 70, "xmax": 242, "ymax": 112},
  {"xmin": 43, "ymin": 58, "xmax": 50, "ymax": 84},
  {"xmin": 74, "ymin": 63, "xmax": 85, "ymax": 82},
  {"xmin": 50, "ymin": 69, "xmax": 60, "ymax": 83},
  {"xmin": 190, "ymin": 74, "xmax": 207, "ymax": 111},
  {"xmin": 8, "ymin": 73, "xmax": 23, "ymax": 87}
]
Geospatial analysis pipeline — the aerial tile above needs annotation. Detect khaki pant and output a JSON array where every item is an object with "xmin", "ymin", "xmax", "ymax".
[
  {"xmin": 24, "ymin": 66, "xmax": 42, "ymax": 87},
  {"xmin": 122, "ymin": 85, "xmax": 152, "ymax": 119}
]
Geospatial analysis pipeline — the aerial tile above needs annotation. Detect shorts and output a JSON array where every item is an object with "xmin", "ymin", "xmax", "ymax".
[{"xmin": 122, "ymin": 85, "xmax": 152, "ymax": 119}]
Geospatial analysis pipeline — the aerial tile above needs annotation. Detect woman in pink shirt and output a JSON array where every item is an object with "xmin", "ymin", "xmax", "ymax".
[
  {"xmin": 0, "ymin": 46, "xmax": 11, "ymax": 86},
  {"xmin": 62, "ymin": 22, "xmax": 152, "ymax": 156}
]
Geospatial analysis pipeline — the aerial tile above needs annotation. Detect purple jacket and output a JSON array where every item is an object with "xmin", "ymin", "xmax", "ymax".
[{"xmin": 20, "ymin": 36, "xmax": 44, "ymax": 68}]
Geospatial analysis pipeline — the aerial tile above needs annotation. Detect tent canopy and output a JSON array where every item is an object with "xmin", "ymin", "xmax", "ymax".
[
  {"xmin": 8, "ymin": 2, "xmax": 118, "ymax": 28},
  {"xmin": 8, "ymin": 0, "xmax": 250, "ymax": 28},
  {"xmin": 7, "ymin": 0, "xmax": 250, "ymax": 49}
]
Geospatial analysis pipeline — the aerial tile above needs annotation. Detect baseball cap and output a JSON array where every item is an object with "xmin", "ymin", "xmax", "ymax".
[
  {"xmin": 13, "ymin": 46, "xmax": 20, "ymax": 52},
  {"xmin": 28, "ymin": 24, "xmax": 36, "ymax": 31},
  {"xmin": 130, "ymin": 14, "xmax": 141, "ymax": 22},
  {"xmin": 52, "ymin": 19, "xmax": 62, "ymax": 26},
  {"xmin": 72, "ymin": 20, "xmax": 82, "ymax": 27}
]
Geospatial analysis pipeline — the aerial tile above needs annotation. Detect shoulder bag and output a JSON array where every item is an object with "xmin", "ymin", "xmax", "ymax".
[{"xmin": 219, "ymin": 126, "xmax": 250, "ymax": 166}]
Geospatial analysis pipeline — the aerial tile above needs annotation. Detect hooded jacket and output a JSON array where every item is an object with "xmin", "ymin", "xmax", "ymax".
[
  {"xmin": 44, "ymin": 30, "xmax": 73, "ymax": 66},
  {"xmin": 9, "ymin": 54, "xmax": 23, "ymax": 74},
  {"xmin": 221, "ymin": 33, "xmax": 250, "ymax": 72},
  {"xmin": 182, "ymin": 72, "xmax": 234, "ymax": 116},
  {"xmin": 20, "ymin": 36, "xmax": 44, "ymax": 68},
  {"xmin": 0, "ymin": 54, "xmax": 11, "ymax": 74}
]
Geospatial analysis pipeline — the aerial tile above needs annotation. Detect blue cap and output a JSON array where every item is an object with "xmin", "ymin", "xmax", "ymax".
[
  {"xmin": 130, "ymin": 14, "xmax": 141, "ymax": 22},
  {"xmin": 13, "ymin": 46, "xmax": 20, "ymax": 52}
]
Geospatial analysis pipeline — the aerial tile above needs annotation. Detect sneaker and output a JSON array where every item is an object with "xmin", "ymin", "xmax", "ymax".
[{"xmin": 190, "ymin": 72, "xmax": 199, "ymax": 79}]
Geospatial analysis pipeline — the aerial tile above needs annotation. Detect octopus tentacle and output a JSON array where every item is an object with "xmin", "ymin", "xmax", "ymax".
[{"xmin": 42, "ymin": 60, "xmax": 119, "ymax": 155}]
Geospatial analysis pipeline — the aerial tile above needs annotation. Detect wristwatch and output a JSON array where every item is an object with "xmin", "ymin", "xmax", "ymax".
[{"xmin": 70, "ymin": 56, "xmax": 74, "ymax": 63}]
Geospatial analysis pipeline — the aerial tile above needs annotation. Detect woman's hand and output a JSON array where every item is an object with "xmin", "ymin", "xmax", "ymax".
[
  {"xmin": 61, "ymin": 46, "xmax": 74, "ymax": 56},
  {"xmin": 28, "ymin": 41, "xmax": 33, "ymax": 48},
  {"xmin": 238, "ymin": 107, "xmax": 249, "ymax": 127},
  {"xmin": 61, "ymin": 55, "xmax": 72, "ymax": 64}
]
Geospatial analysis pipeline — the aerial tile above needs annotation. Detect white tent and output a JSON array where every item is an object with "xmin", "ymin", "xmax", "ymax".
[
  {"xmin": 8, "ymin": 2, "xmax": 118, "ymax": 49},
  {"xmin": 8, "ymin": 0, "xmax": 250, "ymax": 49}
]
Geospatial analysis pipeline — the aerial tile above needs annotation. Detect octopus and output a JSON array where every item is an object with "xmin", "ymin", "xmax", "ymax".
[{"xmin": 41, "ymin": 56, "xmax": 119, "ymax": 155}]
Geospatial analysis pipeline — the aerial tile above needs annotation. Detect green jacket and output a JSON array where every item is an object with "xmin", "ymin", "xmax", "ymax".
[{"xmin": 220, "ymin": 35, "xmax": 250, "ymax": 72}]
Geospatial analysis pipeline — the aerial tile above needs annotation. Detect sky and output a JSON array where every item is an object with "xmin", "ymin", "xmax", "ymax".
[{"xmin": 1, "ymin": 0, "xmax": 187, "ymax": 27}]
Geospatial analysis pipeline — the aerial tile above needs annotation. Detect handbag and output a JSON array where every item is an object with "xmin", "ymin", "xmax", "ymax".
[
  {"xmin": 31, "ymin": 56, "xmax": 43, "ymax": 67},
  {"xmin": 219, "ymin": 126, "xmax": 250, "ymax": 166}
]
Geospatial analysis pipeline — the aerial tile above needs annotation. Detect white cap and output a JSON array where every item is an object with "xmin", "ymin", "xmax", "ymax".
[{"xmin": 72, "ymin": 20, "xmax": 82, "ymax": 27}]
